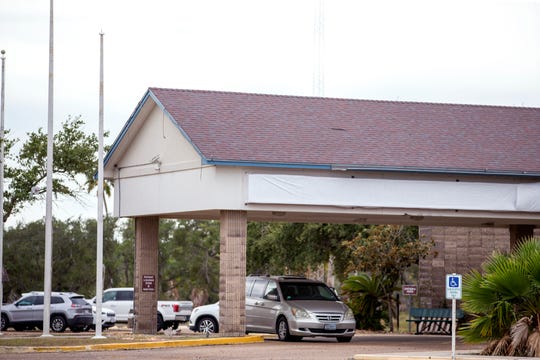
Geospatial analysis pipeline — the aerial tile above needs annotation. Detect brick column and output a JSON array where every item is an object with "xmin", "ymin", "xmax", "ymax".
[
  {"xmin": 134, "ymin": 216, "xmax": 159, "ymax": 334},
  {"xmin": 219, "ymin": 210, "xmax": 247, "ymax": 336},
  {"xmin": 418, "ymin": 226, "xmax": 510, "ymax": 308}
]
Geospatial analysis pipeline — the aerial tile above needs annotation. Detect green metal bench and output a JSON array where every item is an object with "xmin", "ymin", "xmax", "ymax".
[{"xmin": 406, "ymin": 308, "xmax": 464, "ymax": 335}]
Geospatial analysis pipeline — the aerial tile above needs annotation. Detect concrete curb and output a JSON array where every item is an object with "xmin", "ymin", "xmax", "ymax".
[
  {"xmin": 352, "ymin": 351, "xmax": 529, "ymax": 360},
  {"xmin": 5, "ymin": 335, "xmax": 264, "ymax": 353}
]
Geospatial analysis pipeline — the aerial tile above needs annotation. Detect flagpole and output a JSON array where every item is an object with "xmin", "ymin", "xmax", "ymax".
[
  {"xmin": 42, "ymin": 0, "xmax": 54, "ymax": 337},
  {"xmin": 93, "ymin": 32, "xmax": 105, "ymax": 339},
  {"xmin": 0, "ymin": 49, "xmax": 6, "ymax": 336}
]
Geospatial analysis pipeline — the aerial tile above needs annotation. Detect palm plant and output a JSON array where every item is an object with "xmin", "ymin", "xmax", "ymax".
[
  {"xmin": 459, "ymin": 237, "xmax": 540, "ymax": 356},
  {"xmin": 342, "ymin": 273, "xmax": 395, "ymax": 330}
]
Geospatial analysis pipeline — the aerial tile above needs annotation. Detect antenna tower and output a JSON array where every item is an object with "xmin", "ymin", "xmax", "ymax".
[{"xmin": 313, "ymin": 0, "xmax": 324, "ymax": 97}]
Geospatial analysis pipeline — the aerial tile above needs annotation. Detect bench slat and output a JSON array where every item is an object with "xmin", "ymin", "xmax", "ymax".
[{"xmin": 407, "ymin": 307, "xmax": 464, "ymax": 335}]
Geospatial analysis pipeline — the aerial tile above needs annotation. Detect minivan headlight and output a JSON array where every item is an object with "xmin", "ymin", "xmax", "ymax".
[
  {"xmin": 291, "ymin": 307, "xmax": 311, "ymax": 319},
  {"xmin": 344, "ymin": 308, "xmax": 355, "ymax": 321}
]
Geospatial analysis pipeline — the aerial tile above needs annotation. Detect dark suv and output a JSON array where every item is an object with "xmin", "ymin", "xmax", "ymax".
[
  {"xmin": 1, "ymin": 291, "xmax": 93, "ymax": 332},
  {"xmin": 189, "ymin": 275, "xmax": 356, "ymax": 342}
]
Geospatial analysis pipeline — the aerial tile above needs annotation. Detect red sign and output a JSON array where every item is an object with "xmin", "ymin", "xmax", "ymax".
[
  {"xmin": 142, "ymin": 275, "xmax": 155, "ymax": 292},
  {"xmin": 402, "ymin": 285, "xmax": 417, "ymax": 296}
]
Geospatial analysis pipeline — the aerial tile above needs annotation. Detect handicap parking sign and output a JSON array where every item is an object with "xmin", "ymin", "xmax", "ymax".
[
  {"xmin": 446, "ymin": 274, "xmax": 462, "ymax": 299},
  {"xmin": 448, "ymin": 276, "xmax": 460, "ymax": 288}
]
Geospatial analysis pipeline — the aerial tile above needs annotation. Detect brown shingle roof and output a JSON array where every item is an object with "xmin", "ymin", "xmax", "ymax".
[{"xmin": 142, "ymin": 88, "xmax": 540, "ymax": 175}]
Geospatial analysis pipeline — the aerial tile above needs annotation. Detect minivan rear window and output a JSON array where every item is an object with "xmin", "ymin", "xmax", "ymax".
[{"xmin": 280, "ymin": 282, "xmax": 338, "ymax": 301}]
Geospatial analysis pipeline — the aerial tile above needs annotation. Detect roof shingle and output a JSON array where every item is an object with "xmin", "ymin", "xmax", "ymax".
[{"xmin": 149, "ymin": 87, "xmax": 540, "ymax": 175}]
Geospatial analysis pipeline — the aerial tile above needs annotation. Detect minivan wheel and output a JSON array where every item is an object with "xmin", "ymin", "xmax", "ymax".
[
  {"xmin": 50, "ymin": 315, "xmax": 67, "ymax": 332},
  {"xmin": 276, "ymin": 317, "xmax": 301, "ymax": 341},
  {"xmin": 197, "ymin": 317, "xmax": 218, "ymax": 334}
]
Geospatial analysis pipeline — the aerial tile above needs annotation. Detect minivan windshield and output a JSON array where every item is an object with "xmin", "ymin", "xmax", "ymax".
[{"xmin": 280, "ymin": 282, "xmax": 338, "ymax": 301}]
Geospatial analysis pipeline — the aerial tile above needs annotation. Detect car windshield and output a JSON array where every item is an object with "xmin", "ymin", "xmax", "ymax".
[{"xmin": 280, "ymin": 282, "xmax": 338, "ymax": 301}]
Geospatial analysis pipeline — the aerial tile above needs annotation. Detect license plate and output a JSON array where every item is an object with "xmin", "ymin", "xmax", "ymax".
[{"xmin": 324, "ymin": 323, "xmax": 337, "ymax": 331}]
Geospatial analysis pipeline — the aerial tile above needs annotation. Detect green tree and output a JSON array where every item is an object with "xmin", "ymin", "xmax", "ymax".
[
  {"xmin": 158, "ymin": 220, "xmax": 220, "ymax": 305},
  {"xmin": 112, "ymin": 219, "xmax": 136, "ymax": 288},
  {"xmin": 342, "ymin": 225, "xmax": 429, "ymax": 281},
  {"xmin": 460, "ymin": 237, "xmax": 540, "ymax": 357},
  {"xmin": 3, "ymin": 221, "xmax": 45, "ymax": 301},
  {"xmin": 3, "ymin": 217, "xmax": 118, "ymax": 300},
  {"xmin": 3, "ymin": 116, "xmax": 102, "ymax": 222},
  {"xmin": 341, "ymin": 225, "xmax": 432, "ymax": 330},
  {"xmin": 247, "ymin": 222, "xmax": 363, "ymax": 280}
]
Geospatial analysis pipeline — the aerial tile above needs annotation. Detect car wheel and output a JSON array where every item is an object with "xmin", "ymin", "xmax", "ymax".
[
  {"xmin": 197, "ymin": 316, "xmax": 218, "ymax": 334},
  {"xmin": 337, "ymin": 336, "xmax": 353, "ymax": 343},
  {"xmin": 157, "ymin": 314, "xmax": 164, "ymax": 332},
  {"xmin": 276, "ymin": 317, "xmax": 301, "ymax": 341},
  {"xmin": 0, "ymin": 314, "xmax": 8, "ymax": 331},
  {"xmin": 50, "ymin": 315, "xmax": 67, "ymax": 332}
]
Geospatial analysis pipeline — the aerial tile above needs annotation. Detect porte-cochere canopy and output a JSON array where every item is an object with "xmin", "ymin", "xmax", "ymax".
[
  {"xmin": 104, "ymin": 88, "xmax": 540, "ymax": 227},
  {"xmin": 103, "ymin": 88, "xmax": 540, "ymax": 335}
]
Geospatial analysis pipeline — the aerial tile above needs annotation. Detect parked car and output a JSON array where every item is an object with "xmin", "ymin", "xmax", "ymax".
[
  {"xmin": 189, "ymin": 275, "xmax": 356, "ymax": 342},
  {"xmin": 96, "ymin": 287, "xmax": 193, "ymax": 331},
  {"xmin": 85, "ymin": 300, "xmax": 116, "ymax": 331},
  {"xmin": 1, "ymin": 291, "xmax": 93, "ymax": 332}
]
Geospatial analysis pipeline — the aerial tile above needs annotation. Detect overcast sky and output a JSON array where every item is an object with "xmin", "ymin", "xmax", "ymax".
[{"xmin": 1, "ymin": 0, "xmax": 539, "ymax": 227}]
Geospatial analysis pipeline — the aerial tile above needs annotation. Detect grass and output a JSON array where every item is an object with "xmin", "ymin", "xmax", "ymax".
[
  {"xmin": 0, "ymin": 337, "xmax": 143, "ymax": 347},
  {"xmin": 0, "ymin": 329, "xmax": 204, "ymax": 347}
]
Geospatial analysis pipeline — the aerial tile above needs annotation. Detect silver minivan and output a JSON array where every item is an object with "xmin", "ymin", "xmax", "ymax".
[{"xmin": 189, "ymin": 275, "xmax": 356, "ymax": 342}]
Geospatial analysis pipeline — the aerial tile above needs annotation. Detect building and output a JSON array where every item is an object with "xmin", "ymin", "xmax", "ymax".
[{"xmin": 104, "ymin": 88, "xmax": 540, "ymax": 334}]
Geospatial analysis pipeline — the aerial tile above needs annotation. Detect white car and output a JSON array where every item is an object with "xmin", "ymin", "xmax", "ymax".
[
  {"xmin": 85, "ymin": 301, "xmax": 116, "ymax": 331},
  {"xmin": 189, "ymin": 302, "xmax": 220, "ymax": 333},
  {"xmin": 96, "ymin": 287, "xmax": 193, "ymax": 331},
  {"xmin": 97, "ymin": 288, "xmax": 134, "ymax": 322}
]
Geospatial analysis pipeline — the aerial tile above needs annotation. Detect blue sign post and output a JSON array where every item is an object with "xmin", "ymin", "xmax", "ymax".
[
  {"xmin": 446, "ymin": 274, "xmax": 462, "ymax": 300},
  {"xmin": 446, "ymin": 273, "xmax": 462, "ymax": 360}
]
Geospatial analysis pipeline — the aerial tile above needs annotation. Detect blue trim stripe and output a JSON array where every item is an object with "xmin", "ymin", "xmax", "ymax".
[
  {"xmin": 333, "ymin": 165, "xmax": 540, "ymax": 178},
  {"xmin": 203, "ymin": 159, "xmax": 331, "ymax": 170}
]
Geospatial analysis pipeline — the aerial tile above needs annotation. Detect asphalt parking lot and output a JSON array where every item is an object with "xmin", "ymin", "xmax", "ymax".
[{"xmin": 0, "ymin": 326, "xmax": 486, "ymax": 360}]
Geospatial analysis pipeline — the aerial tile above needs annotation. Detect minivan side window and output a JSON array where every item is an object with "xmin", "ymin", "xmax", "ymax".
[
  {"xmin": 245, "ymin": 278, "xmax": 255, "ymax": 296},
  {"xmin": 263, "ymin": 281, "xmax": 278, "ymax": 300},
  {"xmin": 250, "ymin": 279, "xmax": 268, "ymax": 298}
]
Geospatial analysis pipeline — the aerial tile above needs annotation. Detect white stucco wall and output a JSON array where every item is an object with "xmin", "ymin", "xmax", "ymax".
[
  {"xmin": 114, "ymin": 166, "xmax": 246, "ymax": 217},
  {"xmin": 111, "ymin": 104, "xmax": 246, "ymax": 217},
  {"xmin": 117, "ymin": 104, "xmax": 201, "ymax": 174}
]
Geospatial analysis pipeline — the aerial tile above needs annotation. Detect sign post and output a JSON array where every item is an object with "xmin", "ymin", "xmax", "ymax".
[
  {"xmin": 446, "ymin": 274, "xmax": 462, "ymax": 360},
  {"xmin": 402, "ymin": 285, "xmax": 417, "ymax": 333}
]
